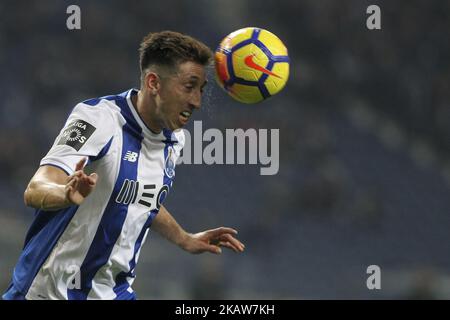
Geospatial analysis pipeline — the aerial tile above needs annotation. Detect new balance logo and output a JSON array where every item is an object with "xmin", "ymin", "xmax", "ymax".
[
  {"xmin": 115, "ymin": 179, "xmax": 155, "ymax": 208},
  {"xmin": 123, "ymin": 151, "xmax": 138, "ymax": 162}
]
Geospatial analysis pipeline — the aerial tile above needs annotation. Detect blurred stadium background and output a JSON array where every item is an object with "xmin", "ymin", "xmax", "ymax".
[{"xmin": 1, "ymin": 0, "xmax": 449, "ymax": 299}]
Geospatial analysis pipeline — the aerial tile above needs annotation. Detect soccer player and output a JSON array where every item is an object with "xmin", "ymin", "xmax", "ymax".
[{"xmin": 3, "ymin": 31, "xmax": 245, "ymax": 300}]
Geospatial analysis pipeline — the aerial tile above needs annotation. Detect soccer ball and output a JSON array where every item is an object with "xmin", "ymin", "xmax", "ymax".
[{"xmin": 215, "ymin": 27, "xmax": 290, "ymax": 104}]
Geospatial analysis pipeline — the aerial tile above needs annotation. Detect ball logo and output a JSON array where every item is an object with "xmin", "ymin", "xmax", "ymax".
[{"xmin": 244, "ymin": 54, "xmax": 281, "ymax": 78}]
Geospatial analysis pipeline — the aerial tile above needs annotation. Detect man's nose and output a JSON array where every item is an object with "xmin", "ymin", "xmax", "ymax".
[{"xmin": 189, "ymin": 90, "xmax": 202, "ymax": 110}]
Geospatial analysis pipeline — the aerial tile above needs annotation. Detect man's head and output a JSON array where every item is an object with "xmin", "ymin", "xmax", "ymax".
[{"xmin": 138, "ymin": 31, "xmax": 213, "ymax": 132}]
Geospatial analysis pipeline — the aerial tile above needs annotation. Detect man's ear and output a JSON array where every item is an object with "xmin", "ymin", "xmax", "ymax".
[{"xmin": 145, "ymin": 72, "xmax": 161, "ymax": 95}]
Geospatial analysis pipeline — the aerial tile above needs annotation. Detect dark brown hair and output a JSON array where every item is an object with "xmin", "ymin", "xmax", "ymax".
[{"xmin": 139, "ymin": 31, "xmax": 213, "ymax": 80}]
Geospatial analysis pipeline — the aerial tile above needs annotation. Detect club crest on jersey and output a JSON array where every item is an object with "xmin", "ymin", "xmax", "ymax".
[
  {"xmin": 58, "ymin": 119, "xmax": 96, "ymax": 151},
  {"xmin": 164, "ymin": 147, "xmax": 176, "ymax": 179}
]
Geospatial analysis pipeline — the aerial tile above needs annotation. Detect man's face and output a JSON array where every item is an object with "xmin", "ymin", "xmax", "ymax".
[{"xmin": 157, "ymin": 61, "xmax": 207, "ymax": 131}]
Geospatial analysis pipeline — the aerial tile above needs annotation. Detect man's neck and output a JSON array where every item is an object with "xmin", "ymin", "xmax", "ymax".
[{"xmin": 131, "ymin": 90, "xmax": 162, "ymax": 134}]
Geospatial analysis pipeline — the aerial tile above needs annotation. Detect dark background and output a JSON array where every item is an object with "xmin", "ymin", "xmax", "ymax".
[{"xmin": 1, "ymin": 0, "xmax": 449, "ymax": 299}]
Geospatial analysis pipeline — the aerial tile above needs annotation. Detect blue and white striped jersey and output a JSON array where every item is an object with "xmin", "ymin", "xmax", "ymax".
[{"xmin": 3, "ymin": 89, "xmax": 184, "ymax": 300}]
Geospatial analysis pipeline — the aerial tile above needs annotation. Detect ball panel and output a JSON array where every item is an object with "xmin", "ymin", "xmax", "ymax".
[
  {"xmin": 220, "ymin": 27, "xmax": 253, "ymax": 51},
  {"xmin": 257, "ymin": 30, "xmax": 288, "ymax": 56},
  {"xmin": 214, "ymin": 51, "xmax": 230, "ymax": 85},
  {"xmin": 229, "ymin": 83, "xmax": 264, "ymax": 104},
  {"xmin": 232, "ymin": 44, "xmax": 269, "ymax": 81},
  {"xmin": 264, "ymin": 62, "xmax": 290, "ymax": 95}
]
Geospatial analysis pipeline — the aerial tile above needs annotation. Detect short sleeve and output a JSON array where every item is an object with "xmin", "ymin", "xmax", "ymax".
[{"xmin": 40, "ymin": 102, "xmax": 116, "ymax": 175}]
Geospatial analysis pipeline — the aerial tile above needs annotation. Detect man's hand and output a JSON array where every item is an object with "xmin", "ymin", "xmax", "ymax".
[
  {"xmin": 24, "ymin": 158, "xmax": 99, "ymax": 211},
  {"xmin": 152, "ymin": 206, "xmax": 245, "ymax": 255},
  {"xmin": 65, "ymin": 158, "xmax": 98, "ymax": 205},
  {"xmin": 181, "ymin": 227, "xmax": 245, "ymax": 255}
]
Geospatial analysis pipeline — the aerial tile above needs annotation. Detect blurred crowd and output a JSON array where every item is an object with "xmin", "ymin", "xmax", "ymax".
[{"xmin": 0, "ymin": 0, "xmax": 449, "ymax": 299}]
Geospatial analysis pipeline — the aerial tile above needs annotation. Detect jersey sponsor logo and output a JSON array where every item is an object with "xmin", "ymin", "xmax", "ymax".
[
  {"xmin": 115, "ymin": 179, "xmax": 149, "ymax": 206},
  {"xmin": 115, "ymin": 179, "xmax": 171, "ymax": 209},
  {"xmin": 156, "ymin": 185, "xmax": 169, "ymax": 209},
  {"xmin": 58, "ymin": 119, "xmax": 96, "ymax": 151},
  {"xmin": 123, "ymin": 151, "xmax": 138, "ymax": 162}
]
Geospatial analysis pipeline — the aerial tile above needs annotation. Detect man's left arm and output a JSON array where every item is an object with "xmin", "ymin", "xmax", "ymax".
[{"xmin": 152, "ymin": 205, "xmax": 245, "ymax": 254}]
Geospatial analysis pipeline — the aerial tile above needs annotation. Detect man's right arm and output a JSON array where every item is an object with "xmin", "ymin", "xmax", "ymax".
[{"xmin": 24, "ymin": 158, "xmax": 98, "ymax": 211}]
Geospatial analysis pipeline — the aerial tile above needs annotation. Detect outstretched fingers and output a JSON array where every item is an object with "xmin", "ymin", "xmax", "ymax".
[
  {"xmin": 218, "ymin": 241, "xmax": 238, "ymax": 252},
  {"xmin": 218, "ymin": 233, "xmax": 245, "ymax": 252},
  {"xmin": 67, "ymin": 175, "xmax": 80, "ymax": 191},
  {"xmin": 69, "ymin": 158, "xmax": 98, "ymax": 186},
  {"xmin": 206, "ymin": 228, "xmax": 245, "ymax": 253},
  {"xmin": 65, "ymin": 176, "xmax": 80, "ymax": 202},
  {"xmin": 208, "ymin": 227, "xmax": 238, "ymax": 238},
  {"xmin": 207, "ymin": 244, "xmax": 222, "ymax": 255},
  {"xmin": 89, "ymin": 173, "xmax": 98, "ymax": 185},
  {"xmin": 192, "ymin": 240, "xmax": 222, "ymax": 255},
  {"xmin": 75, "ymin": 158, "xmax": 87, "ymax": 172}
]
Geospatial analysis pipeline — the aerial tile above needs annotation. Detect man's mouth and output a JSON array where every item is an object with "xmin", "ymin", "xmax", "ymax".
[{"xmin": 179, "ymin": 110, "xmax": 192, "ymax": 125}]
